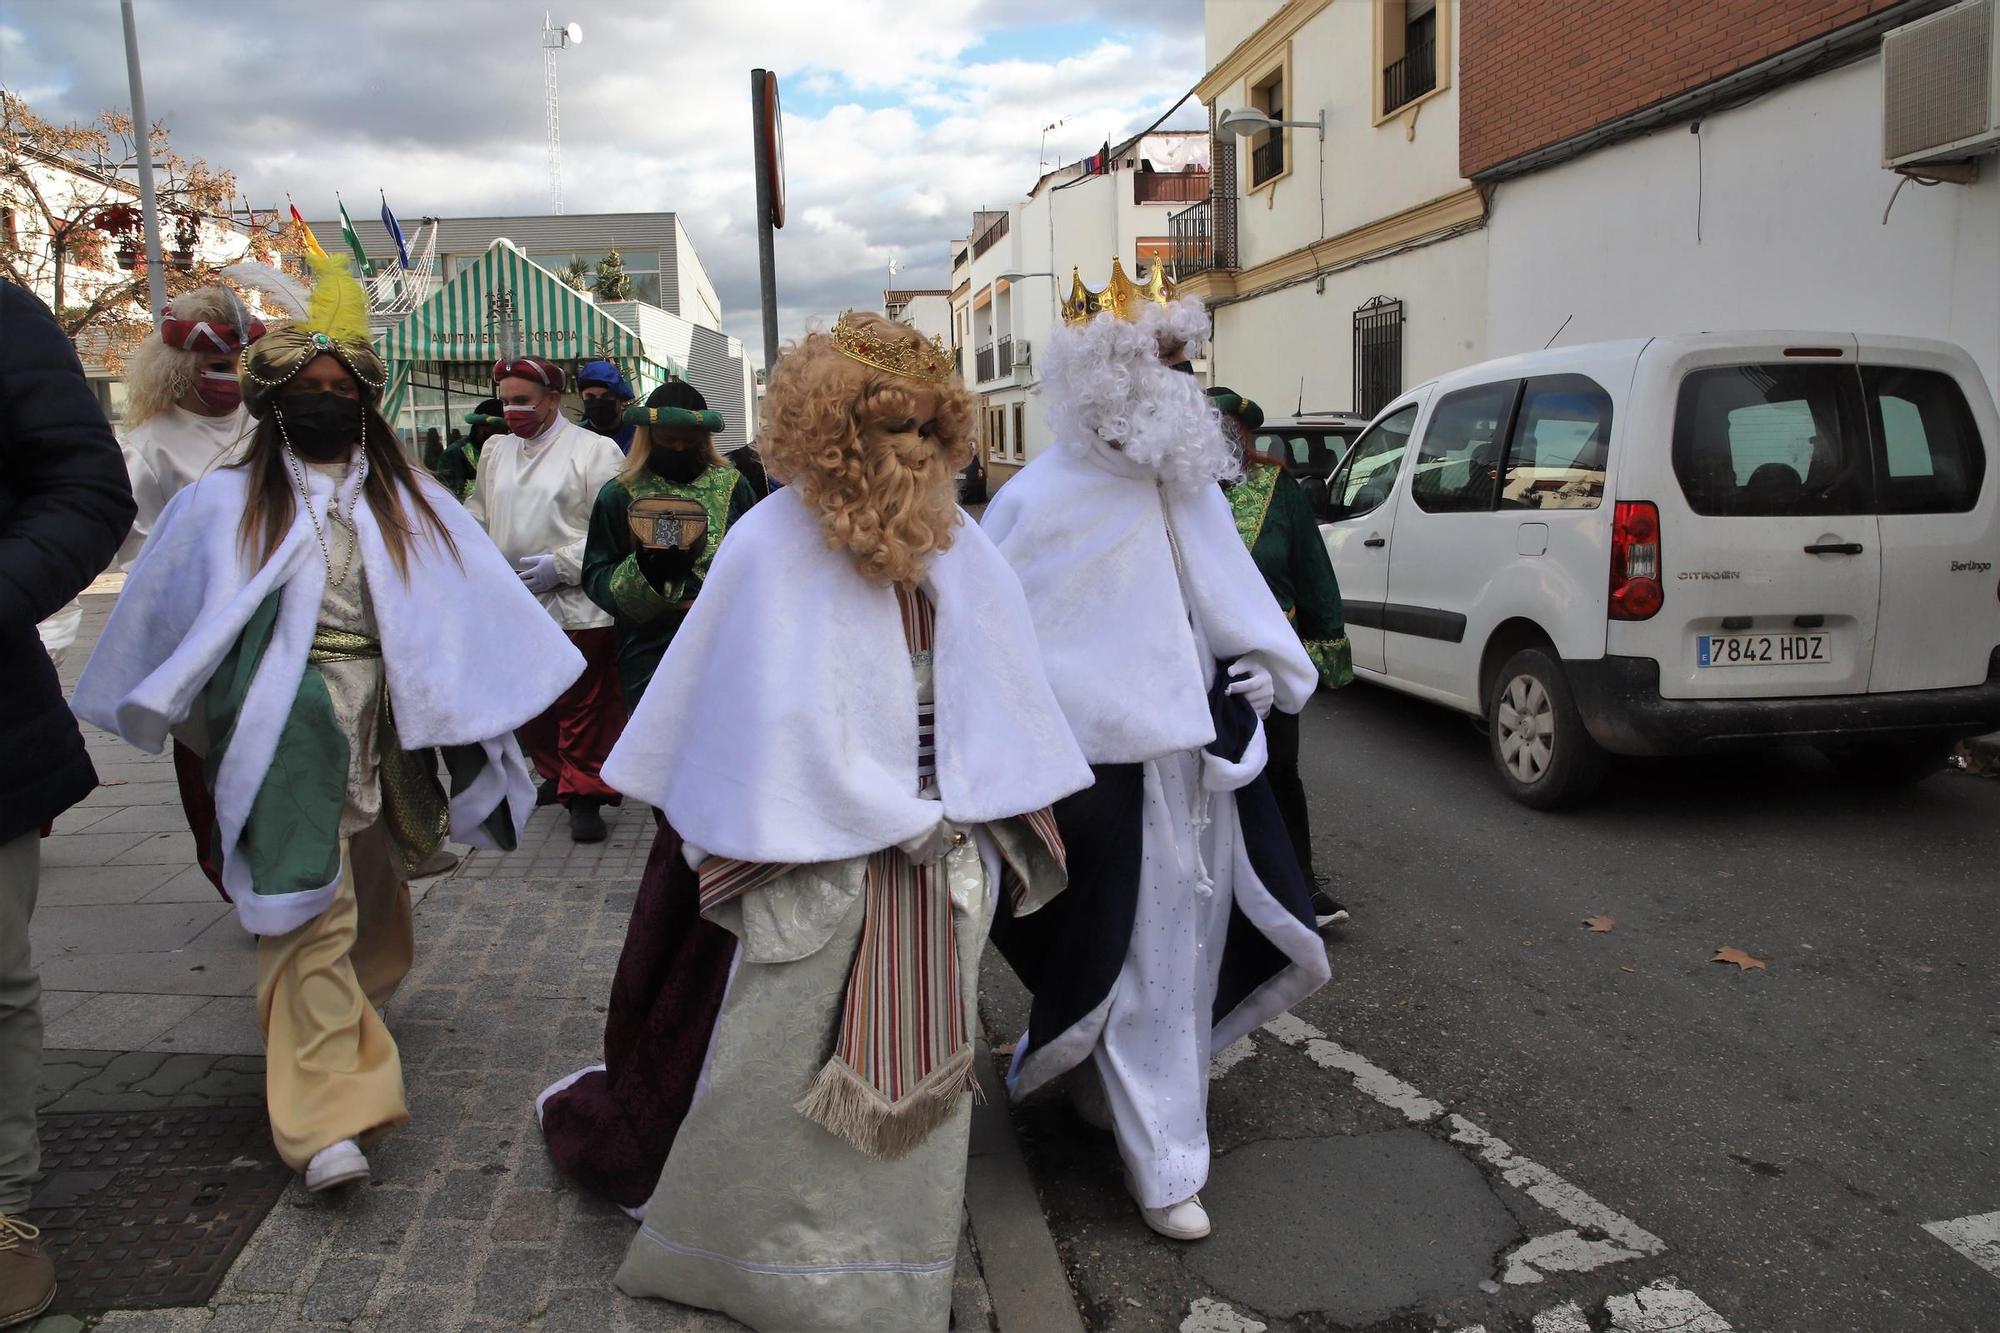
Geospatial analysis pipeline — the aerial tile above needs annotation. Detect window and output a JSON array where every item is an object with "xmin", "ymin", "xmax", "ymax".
[
  {"xmin": 1255, "ymin": 433, "xmax": 1315, "ymax": 470},
  {"xmin": 1381, "ymin": 0, "xmax": 1442, "ymax": 115},
  {"xmin": 1413, "ymin": 381, "xmax": 1516, "ymax": 513},
  {"xmin": 1862, "ymin": 366, "xmax": 1983, "ymax": 513},
  {"xmin": 989, "ymin": 405, "xmax": 1007, "ymax": 462},
  {"xmin": 1330, "ymin": 403, "xmax": 1419, "ymax": 519},
  {"xmin": 1502, "ymin": 374, "xmax": 1612, "ymax": 511},
  {"xmin": 1353, "ymin": 296, "xmax": 1404, "ymax": 419},
  {"xmin": 1250, "ymin": 68, "xmax": 1285, "ymax": 187},
  {"xmin": 1673, "ymin": 365, "xmax": 1871, "ymax": 517},
  {"xmin": 1012, "ymin": 402, "xmax": 1027, "ymax": 461}
]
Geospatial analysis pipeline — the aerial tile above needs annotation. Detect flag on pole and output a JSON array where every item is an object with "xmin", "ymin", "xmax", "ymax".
[
  {"xmin": 379, "ymin": 191, "xmax": 410, "ymax": 270},
  {"xmin": 288, "ymin": 196, "xmax": 327, "ymax": 258},
  {"xmin": 337, "ymin": 195, "xmax": 369, "ymax": 272}
]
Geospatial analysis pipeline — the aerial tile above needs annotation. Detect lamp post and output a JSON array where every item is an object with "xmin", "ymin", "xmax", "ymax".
[
  {"xmin": 1218, "ymin": 106, "xmax": 1327, "ymax": 237},
  {"xmin": 995, "ymin": 270, "xmax": 1058, "ymax": 330},
  {"xmin": 119, "ymin": 0, "xmax": 165, "ymax": 320}
]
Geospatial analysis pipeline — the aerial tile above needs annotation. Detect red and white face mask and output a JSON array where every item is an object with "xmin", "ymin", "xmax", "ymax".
[
  {"xmin": 195, "ymin": 369, "xmax": 243, "ymax": 412},
  {"xmin": 503, "ymin": 402, "xmax": 547, "ymax": 438}
]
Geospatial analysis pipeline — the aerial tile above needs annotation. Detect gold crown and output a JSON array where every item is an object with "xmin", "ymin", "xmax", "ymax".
[
  {"xmin": 830, "ymin": 312, "xmax": 956, "ymax": 383},
  {"xmin": 1060, "ymin": 257, "xmax": 1178, "ymax": 326}
]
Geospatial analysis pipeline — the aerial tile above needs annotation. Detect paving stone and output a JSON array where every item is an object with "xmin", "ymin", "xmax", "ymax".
[
  {"xmin": 332, "ymin": 1185, "xmax": 421, "ymax": 1254},
  {"xmin": 41, "ymin": 991, "xmax": 207, "ymax": 1050},
  {"xmin": 555, "ymin": 1203, "xmax": 635, "ymax": 1276},
  {"xmin": 199, "ymin": 1304, "xmax": 278, "ymax": 1333},
  {"xmin": 473, "ymin": 1244, "xmax": 551, "ymax": 1317},
  {"xmin": 394, "ymin": 1221, "xmax": 477, "ymax": 1287},
  {"xmin": 36, "ymin": 829, "xmax": 155, "ymax": 867},
  {"xmin": 34, "ymin": 950, "xmax": 253, "ymax": 998},
  {"xmin": 85, "ymin": 804, "xmax": 201, "ymax": 834},
  {"xmin": 535, "ymin": 1286, "xmax": 621, "ymax": 1333},
  {"xmin": 301, "ymin": 1255, "xmax": 384, "ymax": 1322},
  {"xmin": 489, "ymin": 1186, "xmax": 561, "ymax": 1243},
  {"xmin": 33, "ymin": 862, "xmax": 179, "ymax": 903},
  {"xmin": 145, "ymin": 996, "xmax": 262, "ymax": 1056},
  {"xmin": 32, "ymin": 902, "xmax": 230, "ymax": 955},
  {"xmin": 424, "ymin": 1167, "xmax": 501, "ymax": 1221},
  {"xmin": 106, "ymin": 830, "xmax": 202, "ymax": 866}
]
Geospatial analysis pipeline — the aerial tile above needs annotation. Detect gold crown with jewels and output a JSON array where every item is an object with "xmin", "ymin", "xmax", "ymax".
[
  {"xmin": 1060, "ymin": 257, "xmax": 1178, "ymax": 326},
  {"xmin": 830, "ymin": 312, "xmax": 957, "ymax": 383}
]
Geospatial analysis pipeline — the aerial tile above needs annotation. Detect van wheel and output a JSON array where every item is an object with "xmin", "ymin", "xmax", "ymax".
[
  {"xmin": 1818, "ymin": 739, "xmax": 1952, "ymax": 787},
  {"xmin": 1487, "ymin": 647, "xmax": 1608, "ymax": 809}
]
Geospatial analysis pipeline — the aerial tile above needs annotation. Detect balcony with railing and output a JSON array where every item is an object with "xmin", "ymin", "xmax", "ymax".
[
  {"xmin": 1250, "ymin": 135, "xmax": 1285, "ymax": 187},
  {"xmin": 1383, "ymin": 37, "xmax": 1438, "ymax": 114},
  {"xmin": 975, "ymin": 343, "xmax": 995, "ymax": 383},
  {"xmin": 995, "ymin": 337, "xmax": 1014, "ymax": 379},
  {"xmin": 970, "ymin": 213, "xmax": 1010, "ymax": 260},
  {"xmin": 1169, "ymin": 195, "xmax": 1236, "ymax": 279},
  {"xmin": 1133, "ymin": 168, "xmax": 1210, "ymax": 206}
]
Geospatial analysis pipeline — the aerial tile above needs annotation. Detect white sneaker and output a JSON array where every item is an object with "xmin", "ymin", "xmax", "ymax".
[
  {"xmin": 1139, "ymin": 1195, "xmax": 1211, "ymax": 1241},
  {"xmin": 304, "ymin": 1139, "xmax": 370, "ymax": 1192}
]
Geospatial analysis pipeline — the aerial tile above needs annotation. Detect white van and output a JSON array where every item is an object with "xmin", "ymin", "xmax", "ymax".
[{"xmin": 1318, "ymin": 333, "xmax": 2000, "ymax": 808}]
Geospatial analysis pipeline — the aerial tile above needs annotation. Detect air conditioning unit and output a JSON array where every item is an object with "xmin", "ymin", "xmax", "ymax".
[
  {"xmin": 1882, "ymin": 0, "xmax": 1999, "ymax": 168},
  {"xmin": 1015, "ymin": 340, "xmax": 1032, "ymax": 367}
]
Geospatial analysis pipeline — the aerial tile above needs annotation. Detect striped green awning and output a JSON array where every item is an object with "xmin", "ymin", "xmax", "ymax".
[{"xmin": 379, "ymin": 244, "xmax": 647, "ymax": 366}]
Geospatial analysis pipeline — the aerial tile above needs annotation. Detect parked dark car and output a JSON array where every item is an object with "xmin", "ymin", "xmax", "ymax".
[
  {"xmin": 1252, "ymin": 412, "xmax": 1371, "ymax": 517},
  {"xmin": 958, "ymin": 451, "xmax": 988, "ymax": 505}
]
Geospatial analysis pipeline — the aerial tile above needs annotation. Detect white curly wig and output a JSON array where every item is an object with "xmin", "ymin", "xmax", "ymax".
[
  {"xmin": 124, "ymin": 286, "xmax": 255, "ymax": 427},
  {"xmin": 1037, "ymin": 295, "xmax": 1239, "ymax": 489}
]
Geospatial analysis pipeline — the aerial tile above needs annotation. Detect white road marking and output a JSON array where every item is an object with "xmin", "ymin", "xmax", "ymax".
[
  {"xmin": 1922, "ymin": 1210, "xmax": 2000, "ymax": 1282},
  {"xmin": 1605, "ymin": 1279, "xmax": 1734, "ymax": 1331},
  {"xmin": 1447, "ymin": 1116, "xmax": 1666, "ymax": 1263},
  {"xmin": 1260, "ymin": 1012, "xmax": 1446, "ymax": 1122},
  {"xmin": 1208, "ymin": 1034, "xmax": 1258, "ymax": 1078},
  {"xmin": 1179, "ymin": 1297, "xmax": 1268, "ymax": 1332},
  {"xmin": 1529, "ymin": 1302, "xmax": 1592, "ymax": 1333},
  {"xmin": 1501, "ymin": 1227, "xmax": 1652, "ymax": 1284}
]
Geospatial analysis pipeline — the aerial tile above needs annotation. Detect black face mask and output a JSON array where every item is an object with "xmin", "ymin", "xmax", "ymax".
[
  {"xmin": 581, "ymin": 397, "xmax": 624, "ymax": 434},
  {"xmin": 277, "ymin": 393, "xmax": 364, "ymax": 461},
  {"xmin": 647, "ymin": 442, "xmax": 705, "ymax": 484}
]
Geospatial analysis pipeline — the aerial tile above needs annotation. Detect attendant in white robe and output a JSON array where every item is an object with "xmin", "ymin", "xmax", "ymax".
[
  {"xmin": 108, "ymin": 288, "xmax": 263, "ymax": 894},
  {"xmin": 983, "ymin": 266, "xmax": 1331, "ymax": 1242},
  {"xmin": 76, "ymin": 256, "xmax": 582, "ymax": 1193},
  {"xmin": 469, "ymin": 357, "xmax": 627, "ymax": 843},
  {"xmin": 595, "ymin": 313, "xmax": 1091, "ymax": 1331}
]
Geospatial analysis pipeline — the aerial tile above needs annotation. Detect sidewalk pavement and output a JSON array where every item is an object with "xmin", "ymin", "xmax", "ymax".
[{"xmin": 24, "ymin": 588, "xmax": 1065, "ymax": 1332}]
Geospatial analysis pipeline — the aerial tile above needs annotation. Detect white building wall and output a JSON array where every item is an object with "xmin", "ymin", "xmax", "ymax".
[
  {"xmin": 1209, "ymin": 228, "xmax": 1487, "ymax": 414},
  {"xmin": 673, "ymin": 218, "xmax": 724, "ymax": 331},
  {"xmin": 891, "ymin": 292, "xmax": 953, "ymax": 344},
  {"xmin": 1207, "ymin": 0, "xmax": 1285, "ymax": 68},
  {"xmin": 1485, "ymin": 55, "xmax": 2000, "ymax": 397}
]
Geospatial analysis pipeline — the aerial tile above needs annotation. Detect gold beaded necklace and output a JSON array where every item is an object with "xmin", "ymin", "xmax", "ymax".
[{"xmin": 278, "ymin": 412, "xmax": 368, "ymax": 588}]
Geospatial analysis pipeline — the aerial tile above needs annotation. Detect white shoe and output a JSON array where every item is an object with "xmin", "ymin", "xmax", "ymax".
[
  {"xmin": 1139, "ymin": 1195, "xmax": 1211, "ymax": 1241},
  {"xmin": 305, "ymin": 1139, "xmax": 370, "ymax": 1192}
]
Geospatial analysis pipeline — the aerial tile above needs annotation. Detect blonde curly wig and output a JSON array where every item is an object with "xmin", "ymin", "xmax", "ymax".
[
  {"xmin": 124, "ymin": 286, "xmax": 253, "ymax": 427},
  {"xmin": 762, "ymin": 313, "xmax": 975, "ymax": 587}
]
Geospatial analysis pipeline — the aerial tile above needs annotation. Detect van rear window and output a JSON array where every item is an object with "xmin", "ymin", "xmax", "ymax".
[
  {"xmin": 1861, "ymin": 366, "xmax": 1984, "ymax": 514},
  {"xmin": 1672, "ymin": 366, "xmax": 1871, "ymax": 516}
]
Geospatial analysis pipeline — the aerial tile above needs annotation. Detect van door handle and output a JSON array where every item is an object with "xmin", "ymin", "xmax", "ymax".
[
  {"xmin": 1803, "ymin": 542, "xmax": 1864, "ymax": 556},
  {"xmin": 1363, "ymin": 535, "xmax": 1386, "ymax": 548}
]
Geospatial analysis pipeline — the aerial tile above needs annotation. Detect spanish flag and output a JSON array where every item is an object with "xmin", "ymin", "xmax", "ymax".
[{"xmin": 288, "ymin": 197, "xmax": 327, "ymax": 258}]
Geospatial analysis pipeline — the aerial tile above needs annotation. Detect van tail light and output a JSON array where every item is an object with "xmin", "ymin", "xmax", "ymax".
[{"xmin": 1610, "ymin": 501, "xmax": 1664, "ymax": 620}]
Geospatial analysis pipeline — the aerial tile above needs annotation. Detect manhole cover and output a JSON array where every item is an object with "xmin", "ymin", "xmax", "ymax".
[{"xmin": 29, "ymin": 1107, "xmax": 290, "ymax": 1313}]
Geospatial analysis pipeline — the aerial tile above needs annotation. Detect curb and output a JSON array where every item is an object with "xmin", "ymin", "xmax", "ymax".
[{"xmin": 964, "ymin": 1039, "xmax": 1087, "ymax": 1333}]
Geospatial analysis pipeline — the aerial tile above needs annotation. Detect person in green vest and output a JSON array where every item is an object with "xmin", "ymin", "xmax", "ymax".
[
  {"xmin": 582, "ymin": 380, "xmax": 757, "ymax": 711},
  {"xmin": 434, "ymin": 398, "xmax": 504, "ymax": 503},
  {"xmin": 1210, "ymin": 385, "xmax": 1355, "ymax": 929}
]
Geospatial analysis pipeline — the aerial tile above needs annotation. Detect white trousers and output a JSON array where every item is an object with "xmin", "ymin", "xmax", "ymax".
[{"xmin": 1090, "ymin": 746, "xmax": 1238, "ymax": 1210}]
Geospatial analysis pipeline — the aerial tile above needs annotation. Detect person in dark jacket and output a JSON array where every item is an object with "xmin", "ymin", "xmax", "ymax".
[
  {"xmin": 0, "ymin": 280, "xmax": 136, "ymax": 1326},
  {"xmin": 435, "ymin": 399, "xmax": 505, "ymax": 504}
]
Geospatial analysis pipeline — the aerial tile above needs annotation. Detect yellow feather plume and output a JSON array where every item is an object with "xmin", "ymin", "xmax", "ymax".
[{"xmin": 304, "ymin": 250, "xmax": 372, "ymax": 346}]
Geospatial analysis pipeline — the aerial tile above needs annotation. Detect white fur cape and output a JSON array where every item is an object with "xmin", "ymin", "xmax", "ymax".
[
  {"xmin": 982, "ymin": 438, "xmax": 1317, "ymax": 765},
  {"xmin": 74, "ymin": 464, "xmax": 585, "ymax": 935},
  {"xmin": 601, "ymin": 486, "xmax": 1093, "ymax": 865}
]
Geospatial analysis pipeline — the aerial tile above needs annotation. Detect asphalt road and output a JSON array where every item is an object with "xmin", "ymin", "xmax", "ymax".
[{"xmin": 990, "ymin": 683, "xmax": 2000, "ymax": 1333}]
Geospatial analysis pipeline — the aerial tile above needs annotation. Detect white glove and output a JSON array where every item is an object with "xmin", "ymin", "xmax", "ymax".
[
  {"xmin": 516, "ymin": 552, "xmax": 561, "ymax": 595},
  {"xmin": 1226, "ymin": 657, "xmax": 1275, "ymax": 719}
]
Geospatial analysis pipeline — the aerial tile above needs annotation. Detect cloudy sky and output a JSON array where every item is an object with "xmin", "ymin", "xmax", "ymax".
[{"xmin": 3, "ymin": 0, "xmax": 1205, "ymax": 362}]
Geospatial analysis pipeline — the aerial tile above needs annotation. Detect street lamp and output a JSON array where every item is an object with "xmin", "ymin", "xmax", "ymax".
[
  {"xmin": 1217, "ymin": 106, "xmax": 1326, "ymax": 140},
  {"xmin": 993, "ymin": 271, "xmax": 1059, "ymax": 355}
]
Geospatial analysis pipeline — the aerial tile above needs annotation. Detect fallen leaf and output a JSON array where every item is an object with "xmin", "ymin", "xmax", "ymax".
[
  {"xmin": 1713, "ymin": 946, "xmax": 1768, "ymax": 972},
  {"xmin": 1582, "ymin": 914, "xmax": 1616, "ymax": 934},
  {"xmin": 993, "ymin": 1041, "xmax": 1016, "ymax": 1057},
  {"xmin": 1619, "ymin": 964, "xmax": 1636, "ymax": 973},
  {"xmin": 100, "ymin": 778, "xmax": 127, "ymax": 787}
]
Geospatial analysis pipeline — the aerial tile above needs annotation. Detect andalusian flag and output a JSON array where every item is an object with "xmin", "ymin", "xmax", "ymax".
[
  {"xmin": 337, "ymin": 195, "xmax": 369, "ymax": 272},
  {"xmin": 288, "ymin": 196, "xmax": 327, "ymax": 258}
]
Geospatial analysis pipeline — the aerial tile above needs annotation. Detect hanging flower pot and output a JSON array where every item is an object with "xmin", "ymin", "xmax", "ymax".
[
  {"xmin": 170, "ymin": 249, "xmax": 195, "ymax": 270},
  {"xmin": 115, "ymin": 244, "xmax": 140, "ymax": 270}
]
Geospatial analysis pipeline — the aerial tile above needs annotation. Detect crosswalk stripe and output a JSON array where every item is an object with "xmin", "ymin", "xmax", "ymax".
[{"xmin": 1921, "ymin": 1210, "xmax": 2000, "ymax": 1282}]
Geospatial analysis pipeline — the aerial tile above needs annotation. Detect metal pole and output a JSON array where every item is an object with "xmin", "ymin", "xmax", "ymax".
[
  {"xmin": 751, "ymin": 68, "xmax": 779, "ymax": 373},
  {"xmin": 120, "ymin": 0, "xmax": 166, "ymax": 320}
]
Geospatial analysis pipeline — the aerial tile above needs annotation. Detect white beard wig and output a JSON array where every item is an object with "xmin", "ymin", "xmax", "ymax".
[{"xmin": 1039, "ymin": 295, "xmax": 1241, "ymax": 489}]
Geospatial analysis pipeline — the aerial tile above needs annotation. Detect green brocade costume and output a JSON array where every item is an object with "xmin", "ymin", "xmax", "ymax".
[
  {"xmin": 435, "ymin": 440, "xmax": 481, "ymax": 503},
  {"xmin": 583, "ymin": 464, "xmax": 758, "ymax": 707},
  {"xmin": 1227, "ymin": 462, "xmax": 1355, "ymax": 690}
]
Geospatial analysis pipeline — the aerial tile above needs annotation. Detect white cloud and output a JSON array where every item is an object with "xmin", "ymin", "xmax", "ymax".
[{"xmin": 6, "ymin": 0, "xmax": 1204, "ymax": 363}]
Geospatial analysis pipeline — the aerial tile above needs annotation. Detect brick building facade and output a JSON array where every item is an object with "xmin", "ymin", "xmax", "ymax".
[{"xmin": 1459, "ymin": 0, "xmax": 1906, "ymax": 178}]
